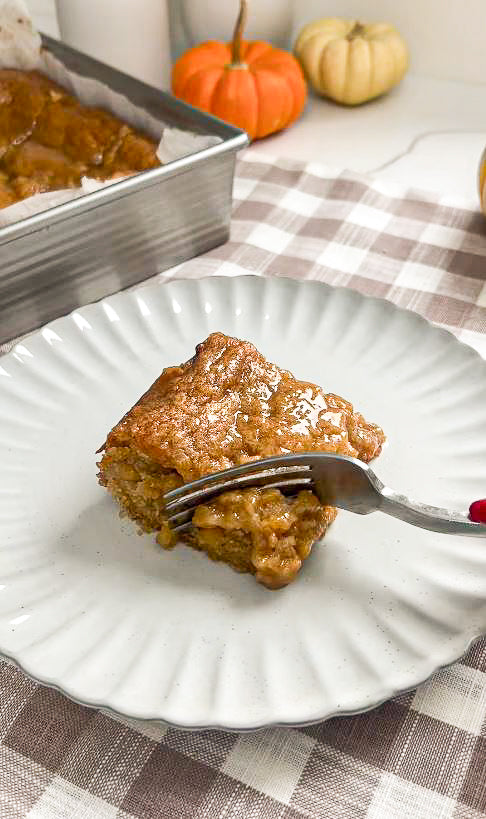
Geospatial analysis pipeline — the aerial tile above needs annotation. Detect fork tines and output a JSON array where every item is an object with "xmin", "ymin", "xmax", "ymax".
[{"xmin": 163, "ymin": 457, "xmax": 313, "ymax": 533}]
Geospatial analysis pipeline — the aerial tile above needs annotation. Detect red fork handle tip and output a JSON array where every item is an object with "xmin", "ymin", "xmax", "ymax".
[{"xmin": 469, "ymin": 499, "xmax": 486, "ymax": 524}]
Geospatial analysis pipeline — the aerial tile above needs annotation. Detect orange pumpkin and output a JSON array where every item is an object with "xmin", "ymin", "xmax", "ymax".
[{"xmin": 172, "ymin": 0, "xmax": 307, "ymax": 140}]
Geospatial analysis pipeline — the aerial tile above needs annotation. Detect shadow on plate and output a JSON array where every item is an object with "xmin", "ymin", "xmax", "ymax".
[{"xmin": 54, "ymin": 496, "xmax": 279, "ymax": 609}]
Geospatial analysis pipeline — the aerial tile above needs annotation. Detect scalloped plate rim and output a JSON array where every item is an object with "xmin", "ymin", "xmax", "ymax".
[{"xmin": 0, "ymin": 632, "xmax": 484, "ymax": 732}]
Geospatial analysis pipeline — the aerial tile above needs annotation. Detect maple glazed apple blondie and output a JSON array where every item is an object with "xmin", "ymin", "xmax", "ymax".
[{"xmin": 97, "ymin": 333, "xmax": 385, "ymax": 589}]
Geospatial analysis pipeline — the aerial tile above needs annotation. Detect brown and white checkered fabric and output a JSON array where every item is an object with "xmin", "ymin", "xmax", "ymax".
[{"xmin": 1, "ymin": 150, "xmax": 485, "ymax": 818}]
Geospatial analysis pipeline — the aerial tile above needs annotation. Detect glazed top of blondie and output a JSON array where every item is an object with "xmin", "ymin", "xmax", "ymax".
[{"xmin": 102, "ymin": 332, "xmax": 385, "ymax": 481}]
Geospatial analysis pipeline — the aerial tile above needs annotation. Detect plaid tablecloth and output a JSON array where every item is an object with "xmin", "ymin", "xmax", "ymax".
[{"xmin": 1, "ymin": 150, "xmax": 486, "ymax": 818}]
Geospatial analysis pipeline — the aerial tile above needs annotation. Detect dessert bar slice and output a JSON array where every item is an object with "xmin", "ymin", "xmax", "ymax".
[{"xmin": 97, "ymin": 333, "xmax": 385, "ymax": 589}]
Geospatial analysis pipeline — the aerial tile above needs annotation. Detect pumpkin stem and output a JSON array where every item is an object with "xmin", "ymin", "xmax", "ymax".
[
  {"xmin": 347, "ymin": 21, "xmax": 366, "ymax": 40},
  {"xmin": 231, "ymin": 0, "xmax": 248, "ymax": 64}
]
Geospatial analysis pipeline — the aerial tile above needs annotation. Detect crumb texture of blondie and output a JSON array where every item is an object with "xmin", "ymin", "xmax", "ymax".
[{"xmin": 98, "ymin": 333, "xmax": 385, "ymax": 589}]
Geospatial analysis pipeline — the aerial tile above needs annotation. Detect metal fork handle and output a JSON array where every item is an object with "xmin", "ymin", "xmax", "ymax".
[
  {"xmin": 319, "ymin": 458, "xmax": 486, "ymax": 537},
  {"xmin": 311, "ymin": 456, "xmax": 486, "ymax": 537},
  {"xmin": 377, "ymin": 487, "xmax": 486, "ymax": 536}
]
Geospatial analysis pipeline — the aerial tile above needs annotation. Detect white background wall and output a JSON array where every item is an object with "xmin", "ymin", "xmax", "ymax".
[{"xmin": 27, "ymin": 0, "xmax": 486, "ymax": 85}]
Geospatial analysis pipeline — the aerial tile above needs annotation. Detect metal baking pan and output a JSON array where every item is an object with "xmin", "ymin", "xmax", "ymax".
[{"xmin": 0, "ymin": 35, "xmax": 248, "ymax": 345}]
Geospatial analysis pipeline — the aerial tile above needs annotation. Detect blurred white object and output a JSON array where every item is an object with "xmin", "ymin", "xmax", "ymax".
[
  {"xmin": 55, "ymin": 0, "xmax": 171, "ymax": 89},
  {"xmin": 179, "ymin": 0, "xmax": 293, "ymax": 50}
]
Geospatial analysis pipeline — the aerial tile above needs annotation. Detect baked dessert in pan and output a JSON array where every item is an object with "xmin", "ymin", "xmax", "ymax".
[{"xmin": 0, "ymin": 69, "xmax": 160, "ymax": 209}]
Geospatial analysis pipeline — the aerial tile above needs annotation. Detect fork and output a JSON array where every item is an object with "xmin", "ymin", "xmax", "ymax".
[{"xmin": 163, "ymin": 453, "xmax": 486, "ymax": 537}]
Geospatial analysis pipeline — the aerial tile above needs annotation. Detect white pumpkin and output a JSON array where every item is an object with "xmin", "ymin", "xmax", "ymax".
[{"xmin": 295, "ymin": 18, "xmax": 408, "ymax": 105}]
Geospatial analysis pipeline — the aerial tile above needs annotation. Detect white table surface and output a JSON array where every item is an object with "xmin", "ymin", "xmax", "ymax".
[{"xmin": 26, "ymin": 0, "xmax": 486, "ymax": 204}]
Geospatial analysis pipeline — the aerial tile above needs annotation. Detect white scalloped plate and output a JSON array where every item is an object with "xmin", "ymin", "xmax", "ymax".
[{"xmin": 1, "ymin": 275, "xmax": 486, "ymax": 730}]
